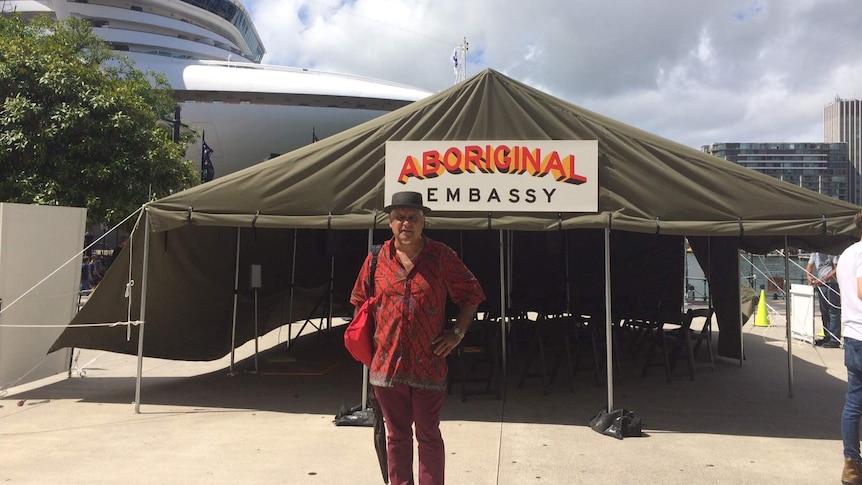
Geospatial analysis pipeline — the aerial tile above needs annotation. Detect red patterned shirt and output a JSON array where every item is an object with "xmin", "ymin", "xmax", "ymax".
[{"xmin": 350, "ymin": 236, "xmax": 485, "ymax": 390}]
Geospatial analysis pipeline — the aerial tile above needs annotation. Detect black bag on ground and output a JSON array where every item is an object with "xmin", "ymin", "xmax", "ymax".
[
  {"xmin": 589, "ymin": 408, "xmax": 643, "ymax": 439},
  {"xmin": 334, "ymin": 403, "xmax": 375, "ymax": 427}
]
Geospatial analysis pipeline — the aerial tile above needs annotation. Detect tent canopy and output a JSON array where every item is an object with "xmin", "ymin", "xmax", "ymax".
[
  {"xmin": 146, "ymin": 69, "xmax": 860, "ymax": 247},
  {"xmin": 53, "ymin": 69, "xmax": 862, "ymax": 362}
]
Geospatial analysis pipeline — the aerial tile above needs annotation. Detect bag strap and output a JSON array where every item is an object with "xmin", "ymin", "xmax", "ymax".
[{"xmin": 368, "ymin": 244, "xmax": 382, "ymax": 296}]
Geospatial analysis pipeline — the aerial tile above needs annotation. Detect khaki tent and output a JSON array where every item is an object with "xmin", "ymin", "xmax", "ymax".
[{"xmin": 53, "ymin": 69, "xmax": 861, "ymax": 368}]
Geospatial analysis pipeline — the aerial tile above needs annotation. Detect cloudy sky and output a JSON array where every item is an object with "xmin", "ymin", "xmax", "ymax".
[{"xmin": 244, "ymin": 0, "xmax": 862, "ymax": 149}]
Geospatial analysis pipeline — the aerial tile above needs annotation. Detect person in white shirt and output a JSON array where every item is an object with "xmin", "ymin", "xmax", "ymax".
[{"xmin": 836, "ymin": 212, "xmax": 862, "ymax": 484}]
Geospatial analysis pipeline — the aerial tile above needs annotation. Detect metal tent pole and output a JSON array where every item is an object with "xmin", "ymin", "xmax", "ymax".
[
  {"xmin": 327, "ymin": 254, "xmax": 335, "ymax": 332},
  {"xmin": 362, "ymin": 226, "xmax": 374, "ymax": 410},
  {"xmin": 133, "ymin": 210, "xmax": 152, "ymax": 414},
  {"xmin": 287, "ymin": 228, "xmax": 297, "ymax": 347},
  {"xmin": 499, "ymin": 229, "xmax": 507, "ymax": 372},
  {"xmin": 254, "ymin": 287, "xmax": 259, "ymax": 372},
  {"xmin": 564, "ymin": 230, "xmax": 571, "ymax": 313},
  {"xmin": 739, "ymin": 249, "xmax": 745, "ymax": 367},
  {"xmin": 228, "ymin": 228, "xmax": 241, "ymax": 376},
  {"xmin": 604, "ymin": 226, "xmax": 614, "ymax": 412},
  {"xmin": 785, "ymin": 237, "xmax": 794, "ymax": 398}
]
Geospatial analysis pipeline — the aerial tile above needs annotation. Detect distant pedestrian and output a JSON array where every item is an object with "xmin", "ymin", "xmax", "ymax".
[
  {"xmin": 80, "ymin": 256, "xmax": 91, "ymax": 292},
  {"xmin": 807, "ymin": 252, "xmax": 841, "ymax": 347},
  {"xmin": 837, "ymin": 211, "xmax": 862, "ymax": 484},
  {"xmin": 88, "ymin": 255, "xmax": 104, "ymax": 288},
  {"xmin": 106, "ymin": 235, "xmax": 129, "ymax": 270}
]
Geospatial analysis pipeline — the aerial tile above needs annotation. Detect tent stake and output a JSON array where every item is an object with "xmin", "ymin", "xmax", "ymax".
[
  {"xmin": 134, "ymin": 208, "xmax": 152, "ymax": 414},
  {"xmin": 228, "ymin": 227, "xmax": 241, "ymax": 376}
]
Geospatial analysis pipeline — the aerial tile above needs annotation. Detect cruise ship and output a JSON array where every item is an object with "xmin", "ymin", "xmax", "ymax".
[{"xmin": 4, "ymin": 0, "xmax": 431, "ymax": 177}]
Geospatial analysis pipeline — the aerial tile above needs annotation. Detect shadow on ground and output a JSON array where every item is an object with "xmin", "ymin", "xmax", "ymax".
[{"xmin": 8, "ymin": 325, "xmax": 845, "ymax": 441}]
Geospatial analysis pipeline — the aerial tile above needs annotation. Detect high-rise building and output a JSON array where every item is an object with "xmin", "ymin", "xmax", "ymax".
[
  {"xmin": 702, "ymin": 142, "xmax": 849, "ymax": 201},
  {"xmin": 824, "ymin": 98, "xmax": 862, "ymax": 204}
]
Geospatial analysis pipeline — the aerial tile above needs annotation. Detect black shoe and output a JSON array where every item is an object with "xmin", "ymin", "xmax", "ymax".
[
  {"xmin": 823, "ymin": 340, "xmax": 841, "ymax": 348},
  {"xmin": 815, "ymin": 338, "xmax": 826, "ymax": 347}
]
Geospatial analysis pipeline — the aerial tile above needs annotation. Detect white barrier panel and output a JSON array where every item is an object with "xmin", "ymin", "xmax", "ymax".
[{"xmin": 790, "ymin": 283, "xmax": 815, "ymax": 344}]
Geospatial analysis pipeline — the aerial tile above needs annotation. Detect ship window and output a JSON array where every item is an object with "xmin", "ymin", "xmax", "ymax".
[{"xmin": 130, "ymin": 5, "xmax": 143, "ymax": 11}]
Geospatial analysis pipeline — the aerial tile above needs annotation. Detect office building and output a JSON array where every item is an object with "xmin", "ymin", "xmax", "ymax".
[
  {"xmin": 702, "ymin": 142, "xmax": 849, "ymax": 201},
  {"xmin": 824, "ymin": 98, "xmax": 862, "ymax": 204}
]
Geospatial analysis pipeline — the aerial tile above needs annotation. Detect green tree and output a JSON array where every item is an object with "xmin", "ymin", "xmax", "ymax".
[{"xmin": 0, "ymin": 14, "xmax": 199, "ymax": 226}]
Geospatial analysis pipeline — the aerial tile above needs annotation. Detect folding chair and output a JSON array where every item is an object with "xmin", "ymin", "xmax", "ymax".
[
  {"xmin": 642, "ymin": 310, "xmax": 696, "ymax": 382},
  {"xmin": 689, "ymin": 307, "xmax": 715, "ymax": 371}
]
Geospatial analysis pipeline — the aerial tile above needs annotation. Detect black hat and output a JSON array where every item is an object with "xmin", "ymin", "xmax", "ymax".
[{"xmin": 383, "ymin": 191, "xmax": 431, "ymax": 214}]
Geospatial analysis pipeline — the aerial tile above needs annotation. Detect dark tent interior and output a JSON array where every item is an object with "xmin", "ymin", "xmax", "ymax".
[{"xmin": 55, "ymin": 224, "xmax": 709, "ymax": 361}]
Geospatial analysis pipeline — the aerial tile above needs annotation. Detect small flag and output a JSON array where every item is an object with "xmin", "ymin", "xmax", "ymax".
[
  {"xmin": 452, "ymin": 46, "xmax": 459, "ymax": 75},
  {"xmin": 201, "ymin": 138, "xmax": 214, "ymax": 183}
]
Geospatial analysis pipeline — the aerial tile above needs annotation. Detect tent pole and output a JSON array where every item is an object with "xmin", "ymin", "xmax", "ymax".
[
  {"xmin": 707, "ymin": 236, "xmax": 712, "ymax": 306},
  {"xmin": 327, "ymin": 254, "xmax": 334, "ymax": 333},
  {"xmin": 362, "ymin": 227, "xmax": 373, "ymax": 410},
  {"xmin": 739, "ymin": 250, "xmax": 744, "ymax": 367},
  {"xmin": 507, "ymin": 231, "xmax": 513, "ymax": 308},
  {"xmin": 229, "ymin": 228, "xmax": 241, "ymax": 376},
  {"xmin": 287, "ymin": 228, "xmax": 297, "ymax": 348},
  {"xmin": 133, "ymin": 209, "xmax": 151, "ymax": 414},
  {"xmin": 684, "ymin": 238, "xmax": 690, "ymax": 304},
  {"xmin": 604, "ymin": 226, "xmax": 614, "ymax": 412},
  {"xmin": 564, "ymin": 230, "xmax": 571, "ymax": 313},
  {"xmin": 253, "ymin": 287, "xmax": 259, "ymax": 372},
  {"xmin": 784, "ymin": 237, "xmax": 794, "ymax": 398},
  {"xmin": 499, "ymin": 229, "xmax": 507, "ymax": 373}
]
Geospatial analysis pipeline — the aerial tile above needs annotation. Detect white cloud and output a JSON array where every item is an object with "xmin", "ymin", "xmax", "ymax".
[{"xmin": 244, "ymin": 0, "xmax": 862, "ymax": 148}]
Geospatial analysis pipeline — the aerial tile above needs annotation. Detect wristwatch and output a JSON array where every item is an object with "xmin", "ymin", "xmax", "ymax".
[{"xmin": 452, "ymin": 327, "xmax": 465, "ymax": 339}]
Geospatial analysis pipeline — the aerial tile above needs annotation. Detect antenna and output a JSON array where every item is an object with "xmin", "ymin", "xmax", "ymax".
[{"xmin": 452, "ymin": 37, "xmax": 468, "ymax": 83}]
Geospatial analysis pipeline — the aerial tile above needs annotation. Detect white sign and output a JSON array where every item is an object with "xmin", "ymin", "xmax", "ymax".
[
  {"xmin": 385, "ymin": 140, "xmax": 599, "ymax": 213},
  {"xmin": 790, "ymin": 283, "xmax": 815, "ymax": 344}
]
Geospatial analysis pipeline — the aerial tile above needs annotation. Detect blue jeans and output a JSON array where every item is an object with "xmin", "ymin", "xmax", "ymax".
[
  {"xmin": 817, "ymin": 282, "xmax": 841, "ymax": 343},
  {"xmin": 843, "ymin": 337, "xmax": 862, "ymax": 459}
]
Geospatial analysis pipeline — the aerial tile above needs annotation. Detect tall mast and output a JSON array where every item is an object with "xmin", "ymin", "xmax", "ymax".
[{"xmin": 453, "ymin": 37, "xmax": 468, "ymax": 83}]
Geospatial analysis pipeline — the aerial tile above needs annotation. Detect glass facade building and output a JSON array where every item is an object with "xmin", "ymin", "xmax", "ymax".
[
  {"xmin": 701, "ymin": 142, "xmax": 849, "ymax": 201},
  {"xmin": 824, "ymin": 98, "xmax": 862, "ymax": 204}
]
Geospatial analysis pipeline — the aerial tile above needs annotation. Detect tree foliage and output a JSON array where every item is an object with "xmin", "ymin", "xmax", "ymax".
[{"xmin": 0, "ymin": 14, "xmax": 199, "ymax": 226}]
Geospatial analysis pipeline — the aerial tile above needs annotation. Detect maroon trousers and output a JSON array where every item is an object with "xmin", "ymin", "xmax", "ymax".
[{"xmin": 373, "ymin": 384, "xmax": 446, "ymax": 485}]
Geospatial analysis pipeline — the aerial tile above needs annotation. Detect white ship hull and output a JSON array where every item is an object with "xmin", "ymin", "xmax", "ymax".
[{"xmin": 6, "ymin": 0, "xmax": 430, "ymax": 177}]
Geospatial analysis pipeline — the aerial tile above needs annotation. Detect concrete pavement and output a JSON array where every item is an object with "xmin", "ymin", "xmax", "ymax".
[{"xmin": 0, "ymin": 316, "xmax": 850, "ymax": 484}]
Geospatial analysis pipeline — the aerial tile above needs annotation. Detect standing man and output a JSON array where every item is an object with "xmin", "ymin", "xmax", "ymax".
[
  {"xmin": 837, "ymin": 211, "xmax": 862, "ymax": 484},
  {"xmin": 106, "ymin": 235, "xmax": 129, "ymax": 270},
  {"xmin": 350, "ymin": 191, "xmax": 485, "ymax": 485},
  {"xmin": 808, "ymin": 251, "xmax": 842, "ymax": 348}
]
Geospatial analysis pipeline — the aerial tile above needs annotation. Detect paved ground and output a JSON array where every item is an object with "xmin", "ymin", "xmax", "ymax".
[{"xmin": 0, "ymin": 313, "xmax": 850, "ymax": 484}]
